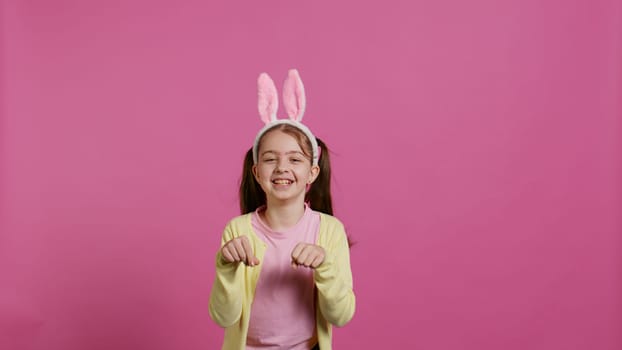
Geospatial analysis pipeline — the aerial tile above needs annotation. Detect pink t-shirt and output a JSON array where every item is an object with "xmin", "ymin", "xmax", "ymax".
[{"xmin": 246, "ymin": 205, "xmax": 320, "ymax": 350}]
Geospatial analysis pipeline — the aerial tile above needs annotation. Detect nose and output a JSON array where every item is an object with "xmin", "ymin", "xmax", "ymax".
[{"xmin": 275, "ymin": 158, "xmax": 289, "ymax": 173}]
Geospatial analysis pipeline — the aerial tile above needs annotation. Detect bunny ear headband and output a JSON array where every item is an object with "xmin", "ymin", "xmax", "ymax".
[{"xmin": 253, "ymin": 69, "xmax": 320, "ymax": 166}]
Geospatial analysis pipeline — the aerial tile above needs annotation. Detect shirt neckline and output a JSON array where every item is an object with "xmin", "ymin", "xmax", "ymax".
[{"xmin": 253, "ymin": 204, "xmax": 311, "ymax": 236}]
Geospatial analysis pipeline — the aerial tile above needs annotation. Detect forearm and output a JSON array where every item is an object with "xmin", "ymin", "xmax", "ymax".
[
  {"xmin": 314, "ymin": 248, "xmax": 356, "ymax": 327},
  {"xmin": 209, "ymin": 253, "xmax": 244, "ymax": 327}
]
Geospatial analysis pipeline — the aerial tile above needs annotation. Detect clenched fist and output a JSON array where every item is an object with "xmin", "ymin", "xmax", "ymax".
[
  {"xmin": 291, "ymin": 243, "xmax": 325, "ymax": 269},
  {"xmin": 220, "ymin": 236, "xmax": 260, "ymax": 266}
]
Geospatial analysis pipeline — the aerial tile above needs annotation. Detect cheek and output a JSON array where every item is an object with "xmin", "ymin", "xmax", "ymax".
[
  {"xmin": 258, "ymin": 167, "xmax": 276, "ymax": 182},
  {"xmin": 300, "ymin": 168, "xmax": 314, "ymax": 180}
]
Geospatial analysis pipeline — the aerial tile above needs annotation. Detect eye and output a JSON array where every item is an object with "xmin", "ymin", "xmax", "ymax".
[
  {"xmin": 290, "ymin": 158, "xmax": 302, "ymax": 163},
  {"xmin": 263, "ymin": 158, "xmax": 276, "ymax": 163}
]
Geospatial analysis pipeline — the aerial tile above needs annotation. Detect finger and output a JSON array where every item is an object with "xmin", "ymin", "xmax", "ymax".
[
  {"xmin": 295, "ymin": 246, "xmax": 312, "ymax": 266},
  {"xmin": 303, "ymin": 250, "xmax": 317, "ymax": 267},
  {"xmin": 221, "ymin": 248, "xmax": 235, "ymax": 263},
  {"xmin": 240, "ymin": 237, "xmax": 256, "ymax": 266},
  {"xmin": 224, "ymin": 244, "xmax": 240, "ymax": 262},
  {"xmin": 232, "ymin": 239, "xmax": 247, "ymax": 263},
  {"xmin": 310, "ymin": 254, "xmax": 324, "ymax": 268},
  {"xmin": 291, "ymin": 243, "xmax": 306, "ymax": 261},
  {"xmin": 302, "ymin": 246, "xmax": 321, "ymax": 267}
]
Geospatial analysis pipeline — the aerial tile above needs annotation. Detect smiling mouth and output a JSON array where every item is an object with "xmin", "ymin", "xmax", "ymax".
[{"xmin": 272, "ymin": 179, "xmax": 293, "ymax": 185}]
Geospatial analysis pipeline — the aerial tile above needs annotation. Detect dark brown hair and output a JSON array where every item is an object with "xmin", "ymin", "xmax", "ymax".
[{"xmin": 239, "ymin": 124, "xmax": 333, "ymax": 215}]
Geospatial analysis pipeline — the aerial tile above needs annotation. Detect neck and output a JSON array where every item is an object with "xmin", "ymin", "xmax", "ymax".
[{"xmin": 262, "ymin": 199, "xmax": 306, "ymax": 231}]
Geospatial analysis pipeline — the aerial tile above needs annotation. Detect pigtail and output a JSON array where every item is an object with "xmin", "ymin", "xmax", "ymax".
[
  {"xmin": 306, "ymin": 138, "xmax": 333, "ymax": 215},
  {"xmin": 306, "ymin": 139, "xmax": 353, "ymax": 246},
  {"xmin": 239, "ymin": 148, "xmax": 265, "ymax": 214}
]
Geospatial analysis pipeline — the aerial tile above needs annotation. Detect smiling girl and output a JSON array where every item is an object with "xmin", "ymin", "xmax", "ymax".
[{"xmin": 209, "ymin": 69, "xmax": 355, "ymax": 350}]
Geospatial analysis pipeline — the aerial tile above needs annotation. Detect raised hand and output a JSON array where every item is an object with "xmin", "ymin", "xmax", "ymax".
[
  {"xmin": 220, "ymin": 236, "xmax": 260, "ymax": 266},
  {"xmin": 291, "ymin": 243, "xmax": 325, "ymax": 269}
]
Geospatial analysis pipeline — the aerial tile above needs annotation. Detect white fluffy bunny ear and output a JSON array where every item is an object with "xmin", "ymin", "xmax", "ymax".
[
  {"xmin": 282, "ymin": 69, "xmax": 306, "ymax": 122},
  {"xmin": 258, "ymin": 73, "xmax": 278, "ymax": 124}
]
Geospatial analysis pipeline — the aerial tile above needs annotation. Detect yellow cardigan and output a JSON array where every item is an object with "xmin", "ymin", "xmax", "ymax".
[{"xmin": 209, "ymin": 212, "xmax": 356, "ymax": 350}]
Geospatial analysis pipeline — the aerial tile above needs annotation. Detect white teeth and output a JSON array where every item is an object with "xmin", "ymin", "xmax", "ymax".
[{"xmin": 273, "ymin": 179, "xmax": 292, "ymax": 184}]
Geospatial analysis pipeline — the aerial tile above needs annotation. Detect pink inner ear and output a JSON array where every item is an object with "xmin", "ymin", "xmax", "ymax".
[
  {"xmin": 282, "ymin": 69, "xmax": 306, "ymax": 121},
  {"xmin": 258, "ymin": 73, "xmax": 278, "ymax": 124}
]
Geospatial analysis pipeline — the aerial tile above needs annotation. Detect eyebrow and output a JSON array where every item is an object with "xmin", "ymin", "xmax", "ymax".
[{"xmin": 260, "ymin": 150, "xmax": 306, "ymax": 157}]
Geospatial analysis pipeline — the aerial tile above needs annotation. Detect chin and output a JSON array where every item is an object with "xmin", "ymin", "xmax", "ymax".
[{"xmin": 269, "ymin": 191, "xmax": 306, "ymax": 203}]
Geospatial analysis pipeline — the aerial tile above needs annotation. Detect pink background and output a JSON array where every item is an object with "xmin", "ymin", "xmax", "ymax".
[{"xmin": 2, "ymin": 0, "xmax": 621, "ymax": 349}]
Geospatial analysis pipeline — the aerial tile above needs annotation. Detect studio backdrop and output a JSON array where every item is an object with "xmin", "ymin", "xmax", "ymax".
[{"xmin": 1, "ymin": 0, "xmax": 621, "ymax": 349}]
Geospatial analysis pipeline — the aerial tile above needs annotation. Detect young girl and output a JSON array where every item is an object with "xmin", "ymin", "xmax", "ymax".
[{"xmin": 209, "ymin": 69, "xmax": 355, "ymax": 350}]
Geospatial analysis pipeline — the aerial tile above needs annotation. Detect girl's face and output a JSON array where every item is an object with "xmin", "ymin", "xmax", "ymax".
[{"xmin": 253, "ymin": 130, "xmax": 319, "ymax": 206}]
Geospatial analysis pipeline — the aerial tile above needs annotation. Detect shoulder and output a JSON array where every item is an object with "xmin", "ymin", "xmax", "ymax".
[
  {"xmin": 226, "ymin": 213, "xmax": 252, "ymax": 225},
  {"xmin": 223, "ymin": 213, "xmax": 253, "ymax": 235},
  {"xmin": 317, "ymin": 212, "xmax": 345, "ymax": 229},
  {"xmin": 317, "ymin": 212, "xmax": 347, "ymax": 244}
]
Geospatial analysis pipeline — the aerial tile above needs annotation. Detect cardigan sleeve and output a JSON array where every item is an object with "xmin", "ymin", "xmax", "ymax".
[
  {"xmin": 314, "ymin": 218, "xmax": 356, "ymax": 327},
  {"xmin": 208, "ymin": 222, "xmax": 245, "ymax": 328}
]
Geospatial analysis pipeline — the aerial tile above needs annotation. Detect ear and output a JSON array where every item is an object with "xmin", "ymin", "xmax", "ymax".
[
  {"xmin": 252, "ymin": 164, "xmax": 259, "ymax": 180},
  {"xmin": 258, "ymin": 73, "xmax": 278, "ymax": 124},
  {"xmin": 282, "ymin": 69, "xmax": 306, "ymax": 122},
  {"xmin": 308, "ymin": 164, "xmax": 320, "ymax": 184}
]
